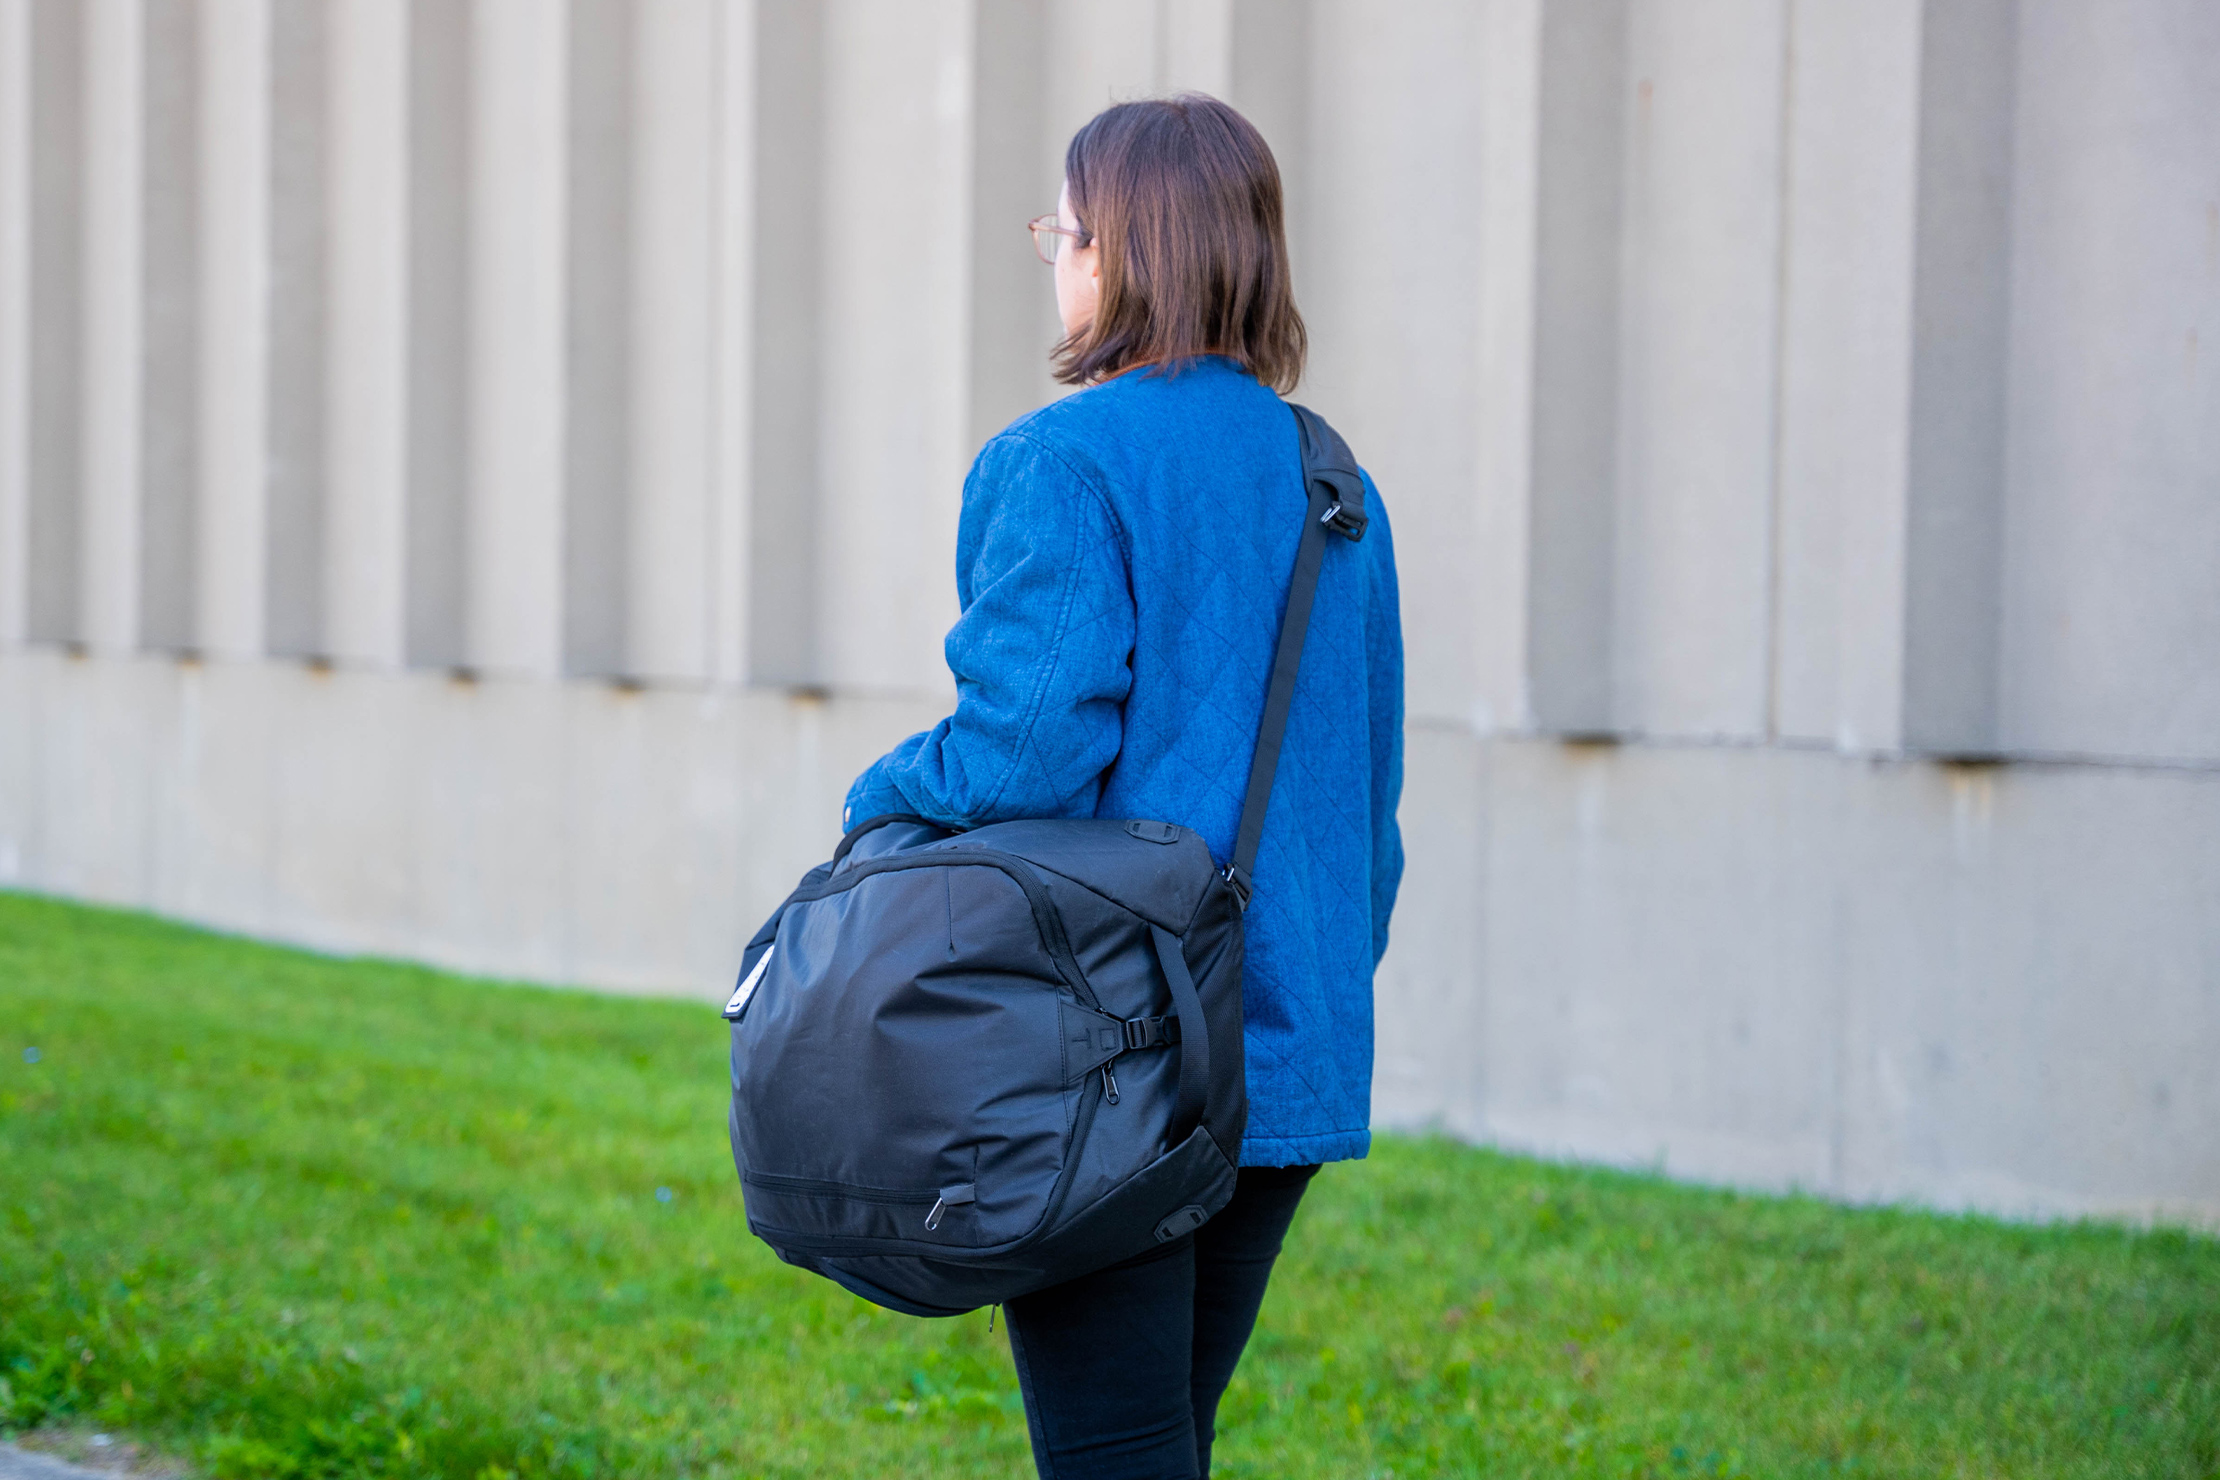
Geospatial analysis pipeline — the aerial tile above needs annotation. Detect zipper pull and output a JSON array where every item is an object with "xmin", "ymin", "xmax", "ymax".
[
  {"xmin": 1102, "ymin": 1063, "xmax": 1120, "ymax": 1105},
  {"xmin": 987, "ymin": 1304, "xmax": 998, "ymax": 1334},
  {"xmin": 924, "ymin": 1182, "xmax": 975, "ymax": 1231}
]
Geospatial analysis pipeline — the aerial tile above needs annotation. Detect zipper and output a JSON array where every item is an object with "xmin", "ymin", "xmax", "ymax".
[
  {"xmin": 745, "ymin": 1174, "xmax": 978, "ymax": 1236},
  {"xmin": 743, "ymin": 1171, "xmax": 938, "ymax": 1206},
  {"xmin": 923, "ymin": 1182, "xmax": 976, "ymax": 1230}
]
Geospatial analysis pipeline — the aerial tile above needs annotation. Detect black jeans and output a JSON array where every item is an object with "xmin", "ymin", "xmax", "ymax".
[{"xmin": 1003, "ymin": 1163, "xmax": 1319, "ymax": 1479}]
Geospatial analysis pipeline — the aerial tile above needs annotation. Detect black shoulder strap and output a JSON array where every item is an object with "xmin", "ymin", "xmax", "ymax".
[{"xmin": 1223, "ymin": 403, "xmax": 1367, "ymax": 909}]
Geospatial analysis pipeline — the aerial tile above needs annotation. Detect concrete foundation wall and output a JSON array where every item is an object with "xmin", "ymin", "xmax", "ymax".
[
  {"xmin": 1, "ymin": 0, "xmax": 2216, "ymax": 1224},
  {"xmin": 1376, "ymin": 724, "xmax": 2220, "ymax": 1225},
  {"xmin": 4, "ymin": 647, "xmax": 2214, "ymax": 1225},
  {"xmin": 0, "ymin": 648, "xmax": 942, "ymax": 993}
]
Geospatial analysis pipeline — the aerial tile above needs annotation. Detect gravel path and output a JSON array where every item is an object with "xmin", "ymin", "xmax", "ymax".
[
  {"xmin": 0, "ymin": 1447, "xmax": 107, "ymax": 1480},
  {"xmin": 0, "ymin": 1437, "xmax": 182, "ymax": 1480}
]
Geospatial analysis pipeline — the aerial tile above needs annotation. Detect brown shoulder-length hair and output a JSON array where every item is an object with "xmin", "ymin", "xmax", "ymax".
[{"xmin": 1054, "ymin": 94, "xmax": 1306, "ymax": 394}]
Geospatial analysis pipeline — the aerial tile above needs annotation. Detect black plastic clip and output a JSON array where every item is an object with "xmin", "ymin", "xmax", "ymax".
[
  {"xmin": 1222, "ymin": 862, "xmax": 1253, "ymax": 911},
  {"xmin": 1154, "ymin": 1205, "xmax": 1210, "ymax": 1243},
  {"xmin": 1319, "ymin": 499, "xmax": 1368, "ymax": 542},
  {"xmin": 1122, "ymin": 1015, "xmax": 1182, "ymax": 1051}
]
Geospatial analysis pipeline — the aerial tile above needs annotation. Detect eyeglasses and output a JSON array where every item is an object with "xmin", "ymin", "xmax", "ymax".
[{"xmin": 1028, "ymin": 213, "xmax": 1092, "ymax": 265}]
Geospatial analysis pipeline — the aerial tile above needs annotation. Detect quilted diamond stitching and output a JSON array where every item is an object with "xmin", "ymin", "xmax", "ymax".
[{"xmin": 845, "ymin": 361, "xmax": 1403, "ymax": 1167}]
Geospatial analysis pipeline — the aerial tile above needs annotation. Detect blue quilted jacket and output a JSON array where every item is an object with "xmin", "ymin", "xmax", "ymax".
[{"xmin": 844, "ymin": 356, "xmax": 1405, "ymax": 1167}]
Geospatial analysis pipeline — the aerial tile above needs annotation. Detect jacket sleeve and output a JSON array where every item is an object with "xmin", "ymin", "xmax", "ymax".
[
  {"xmin": 844, "ymin": 432, "xmax": 1134, "ymax": 831},
  {"xmin": 1363, "ymin": 472, "xmax": 1406, "ymax": 968}
]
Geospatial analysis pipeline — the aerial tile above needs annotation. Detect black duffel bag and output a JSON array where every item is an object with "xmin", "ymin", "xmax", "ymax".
[{"xmin": 723, "ymin": 403, "xmax": 1368, "ymax": 1317}]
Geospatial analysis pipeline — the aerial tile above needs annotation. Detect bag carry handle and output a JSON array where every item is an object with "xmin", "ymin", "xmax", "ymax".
[
  {"xmin": 1223, "ymin": 403, "xmax": 1367, "ymax": 909},
  {"xmin": 830, "ymin": 811, "xmax": 940, "ymax": 869}
]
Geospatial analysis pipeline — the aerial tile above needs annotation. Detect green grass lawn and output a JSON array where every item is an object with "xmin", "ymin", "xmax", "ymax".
[{"xmin": 1, "ymin": 892, "xmax": 2214, "ymax": 1480}]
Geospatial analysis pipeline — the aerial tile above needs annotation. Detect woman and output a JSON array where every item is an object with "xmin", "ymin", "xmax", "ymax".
[{"xmin": 843, "ymin": 94, "xmax": 1404, "ymax": 1479}]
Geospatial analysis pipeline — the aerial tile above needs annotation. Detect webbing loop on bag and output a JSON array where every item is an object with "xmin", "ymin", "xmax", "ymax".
[{"xmin": 1149, "ymin": 925, "xmax": 1209, "ymax": 1140}]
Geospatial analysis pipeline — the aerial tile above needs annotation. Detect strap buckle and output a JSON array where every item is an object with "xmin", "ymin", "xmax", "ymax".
[
  {"xmin": 1122, "ymin": 1015, "xmax": 1182, "ymax": 1051},
  {"xmin": 1319, "ymin": 499, "xmax": 1367, "ymax": 542},
  {"xmin": 1221, "ymin": 862, "xmax": 1253, "ymax": 911}
]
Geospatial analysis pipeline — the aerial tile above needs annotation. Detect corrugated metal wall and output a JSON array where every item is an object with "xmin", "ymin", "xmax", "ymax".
[{"xmin": 1, "ymin": 0, "xmax": 2216, "ymax": 1222}]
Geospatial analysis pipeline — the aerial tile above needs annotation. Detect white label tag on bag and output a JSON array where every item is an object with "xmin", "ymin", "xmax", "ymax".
[{"xmin": 724, "ymin": 944, "xmax": 774, "ymax": 1020}]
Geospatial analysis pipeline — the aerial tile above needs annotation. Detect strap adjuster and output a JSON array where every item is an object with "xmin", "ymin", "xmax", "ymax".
[
  {"xmin": 1122, "ymin": 1015, "xmax": 1182, "ymax": 1051},
  {"xmin": 1319, "ymin": 499, "xmax": 1367, "ymax": 542},
  {"xmin": 1222, "ymin": 862, "xmax": 1253, "ymax": 911}
]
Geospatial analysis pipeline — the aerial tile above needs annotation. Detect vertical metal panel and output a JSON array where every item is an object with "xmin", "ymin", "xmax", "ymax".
[
  {"xmin": 324, "ymin": 0, "xmax": 408, "ymax": 666},
  {"xmin": 1902, "ymin": 0, "xmax": 2014, "ymax": 756},
  {"xmin": 1158, "ymin": 0, "xmax": 1231, "ymax": 94},
  {"xmin": 1469, "ymin": 0, "xmax": 1544, "ymax": 735},
  {"xmin": 1045, "ymin": 0, "xmax": 1158, "ymax": 144},
  {"xmin": 1526, "ymin": 0, "xmax": 1625, "ymax": 735},
  {"xmin": 80, "ymin": 0, "xmax": 143, "ymax": 653},
  {"xmin": 266, "ymin": 0, "xmax": 327, "ymax": 658},
  {"xmin": 1609, "ymin": 0, "xmax": 1784, "ymax": 740},
  {"xmin": 405, "ymin": 0, "xmax": 468, "ymax": 669},
  {"xmin": 705, "ymin": 0, "xmax": 754, "ymax": 688},
  {"xmin": 197, "ymin": 0, "xmax": 271, "ymax": 658},
  {"xmin": 968, "ymin": 0, "xmax": 1050, "ymax": 458},
  {"xmin": 1769, "ymin": 0, "xmax": 1922, "ymax": 752},
  {"xmin": 1302, "ymin": 0, "xmax": 1488, "ymax": 725},
  {"xmin": 467, "ymin": 0, "xmax": 567, "ymax": 679},
  {"xmin": 564, "ymin": 0, "xmax": 631, "ymax": 679},
  {"xmin": 1993, "ymin": 0, "xmax": 2220, "ymax": 763},
  {"xmin": 627, "ymin": 0, "xmax": 716, "ymax": 682},
  {"xmin": 0, "ymin": 0, "xmax": 27, "ymax": 647},
  {"xmin": 141, "ymin": 0, "xmax": 199, "ymax": 652},
  {"xmin": 27, "ymin": 0, "xmax": 82, "ymax": 644},
  {"xmin": 1228, "ymin": 0, "xmax": 1309, "ymax": 277},
  {"xmin": 745, "ymin": 0, "xmax": 820, "ymax": 685},
  {"xmin": 815, "ymin": 0, "xmax": 969, "ymax": 694}
]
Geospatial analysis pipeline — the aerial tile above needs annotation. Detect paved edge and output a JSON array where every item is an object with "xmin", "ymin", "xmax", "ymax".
[{"xmin": 0, "ymin": 1446, "xmax": 117, "ymax": 1480}]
